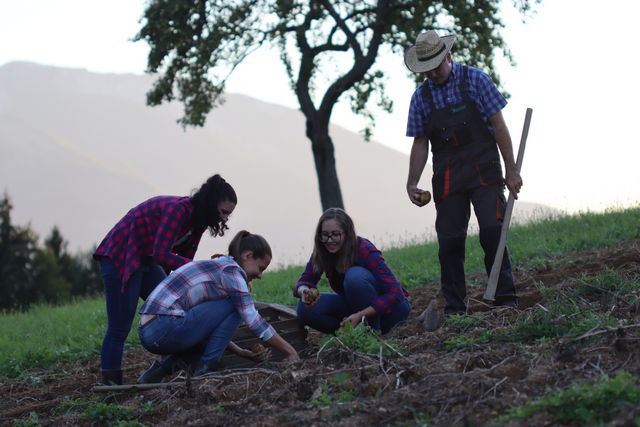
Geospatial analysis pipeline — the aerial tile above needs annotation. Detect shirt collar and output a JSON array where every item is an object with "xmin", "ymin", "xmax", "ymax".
[{"xmin": 216, "ymin": 255, "xmax": 249, "ymax": 281}]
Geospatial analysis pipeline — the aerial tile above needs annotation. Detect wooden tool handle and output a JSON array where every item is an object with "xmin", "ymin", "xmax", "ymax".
[{"xmin": 484, "ymin": 108, "xmax": 532, "ymax": 301}]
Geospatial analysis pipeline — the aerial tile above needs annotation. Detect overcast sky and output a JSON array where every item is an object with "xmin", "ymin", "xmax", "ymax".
[{"xmin": 1, "ymin": 0, "xmax": 639, "ymax": 212}]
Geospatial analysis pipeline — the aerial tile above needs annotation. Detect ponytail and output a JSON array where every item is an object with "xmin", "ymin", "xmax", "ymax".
[{"xmin": 228, "ymin": 230, "xmax": 272, "ymax": 261}]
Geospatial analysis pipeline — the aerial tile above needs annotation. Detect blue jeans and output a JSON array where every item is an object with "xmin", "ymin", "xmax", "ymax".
[
  {"xmin": 100, "ymin": 258, "xmax": 166, "ymax": 370},
  {"xmin": 138, "ymin": 298, "xmax": 241, "ymax": 369},
  {"xmin": 297, "ymin": 266, "xmax": 411, "ymax": 334}
]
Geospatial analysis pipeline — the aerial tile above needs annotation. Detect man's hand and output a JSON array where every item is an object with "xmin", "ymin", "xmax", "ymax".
[
  {"xmin": 504, "ymin": 169, "xmax": 523, "ymax": 199},
  {"xmin": 407, "ymin": 184, "xmax": 430, "ymax": 207}
]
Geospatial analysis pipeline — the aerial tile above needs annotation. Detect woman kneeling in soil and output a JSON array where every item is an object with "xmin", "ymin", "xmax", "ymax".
[
  {"xmin": 138, "ymin": 230, "xmax": 300, "ymax": 383},
  {"xmin": 294, "ymin": 208, "xmax": 411, "ymax": 334}
]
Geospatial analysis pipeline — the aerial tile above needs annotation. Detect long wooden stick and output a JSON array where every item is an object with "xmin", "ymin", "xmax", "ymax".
[
  {"xmin": 483, "ymin": 108, "xmax": 533, "ymax": 301},
  {"xmin": 92, "ymin": 367, "xmax": 280, "ymax": 392}
]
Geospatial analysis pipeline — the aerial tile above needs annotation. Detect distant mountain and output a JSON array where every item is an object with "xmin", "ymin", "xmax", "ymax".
[{"xmin": 0, "ymin": 62, "xmax": 551, "ymax": 267}]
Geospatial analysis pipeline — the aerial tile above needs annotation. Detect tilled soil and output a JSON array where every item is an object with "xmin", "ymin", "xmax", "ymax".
[{"xmin": 2, "ymin": 239, "xmax": 639, "ymax": 426}]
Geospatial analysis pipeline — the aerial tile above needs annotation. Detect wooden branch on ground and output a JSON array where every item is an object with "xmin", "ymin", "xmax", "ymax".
[
  {"xmin": 569, "ymin": 323, "xmax": 640, "ymax": 342},
  {"xmin": 569, "ymin": 277, "xmax": 613, "ymax": 294},
  {"xmin": 92, "ymin": 368, "xmax": 281, "ymax": 392}
]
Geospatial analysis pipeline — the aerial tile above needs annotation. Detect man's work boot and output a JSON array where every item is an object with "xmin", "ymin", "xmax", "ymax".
[{"xmin": 101, "ymin": 369, "xmax": 122, "ymax": 385}]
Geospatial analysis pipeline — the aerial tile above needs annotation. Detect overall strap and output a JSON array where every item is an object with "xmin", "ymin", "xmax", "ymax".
[
  {"xmin": 460, "ymin": 65, "xmax": 470, "ymax": 101},
  {"xmin": 421, "ymin": 81, "xmax": 437, "ymax": 112}
]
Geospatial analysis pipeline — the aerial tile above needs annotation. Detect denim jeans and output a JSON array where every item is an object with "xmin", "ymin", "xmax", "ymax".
[
  {"xmin": 100, "ymin": 258, "xmax": 166, "ymax": 370},
  {"xmin": 138, "ymin": 298, "xmax": 241, "ymax": 368},
  {"xmin": 296, "ymin": 266, "xmax": 411, "ymax": 334}
]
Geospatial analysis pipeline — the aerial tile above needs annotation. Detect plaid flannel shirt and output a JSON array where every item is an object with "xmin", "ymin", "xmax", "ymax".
[
  {"xmin": 295, "ymin": 237, "xmax": 409, "ymax": 315},
  {"xmin": 406, "ymin": 61, "xmax": 507, "ymax": 138},
  {"xmin": 94, "ymin": 196, "xmax": 203, "ymax": 285},
  {"xmin": 140, "ymin": 256, "xmax": 276, "ymax": 340}
]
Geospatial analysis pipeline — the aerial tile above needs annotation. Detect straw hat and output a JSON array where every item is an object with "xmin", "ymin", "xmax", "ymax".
[{"xmin": 404, "ymin": 31, "xmax": 456, "ymax": 73}]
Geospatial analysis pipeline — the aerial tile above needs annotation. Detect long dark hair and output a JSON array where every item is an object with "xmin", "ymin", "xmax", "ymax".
[
  {"xmin": 228, "ymin": 230, "xmax": 272, "ymax": 261},
  {"xmin": 312, "ymin": 208, "xmax": 357, "ymax": 275},
  {"xmin": 191, "ymin": 174, "xmax": 237, "ymax": 237}
]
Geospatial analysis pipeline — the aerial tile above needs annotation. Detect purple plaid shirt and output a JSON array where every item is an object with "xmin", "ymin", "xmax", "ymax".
[
  {"xmin": 140, "ymin": 257, "xmax": 276, "ymax": 340},
  {"xmin": 406, "ymin": 61, "xmax": 507, "ymax": 138},
  {"xmin": 94, "ymin": 196, "xmax": 204, "ymax": 285},
  {"xmin": 295, "ymin": 237, "xmax": 409, "ymax": 314}
]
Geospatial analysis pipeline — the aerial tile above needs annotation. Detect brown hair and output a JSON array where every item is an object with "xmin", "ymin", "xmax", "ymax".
[
  {"xmin": 311, "ymin": 208, "xmax": 357, "ymax": 275},
  {"xmin": 227, "ymin": 230, "xmax": 272, "ymax": 261}
]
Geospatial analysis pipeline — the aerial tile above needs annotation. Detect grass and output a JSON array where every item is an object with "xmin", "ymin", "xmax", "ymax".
[
  {"xmin": 0, "ymin": 205, "xmax": 638, "ymax": 378},
  {"xmin": 0, "ymin": 298, "xmax": 141, "ymax": 378},
  {"xmin": 499, "ymin": 372, "xmax": 640, "ymax": 425},
  {"xmin": 442, "ymin": 268, "xmax": 637, "ymax": 352}
]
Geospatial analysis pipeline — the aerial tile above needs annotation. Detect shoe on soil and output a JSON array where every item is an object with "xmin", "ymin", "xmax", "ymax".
[
  {"xmin": 417, "ymin": 300, "xmax": 442, "ymax": 332},
  {"xmin": 494, "ymin": 298, "xmax": 517, "ymax": 308},
  {"xmin": 138, "ymin": 360, "xmax": 170, "ymax": 384},
  {"xmin": 101, "ymin": 369, "xmax": 122, "ymax": 385},
  {"xmin": 193, "ymin": 359, "xmax": 220, "ymax": 377}
]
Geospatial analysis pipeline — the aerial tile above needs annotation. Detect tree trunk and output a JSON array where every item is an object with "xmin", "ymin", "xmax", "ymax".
[{"xmin": 306, "ymin": 119, "xmax": 344, "ymax": 211}]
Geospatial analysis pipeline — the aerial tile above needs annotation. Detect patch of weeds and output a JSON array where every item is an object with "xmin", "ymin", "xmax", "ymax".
[
  {"xmin": 574, "ymin": 269, "xmax": 640, "ymax": 298},
  {"xmin": 12, "ymin": 412, "xmax": 40, "ymax": 427},
  {"xmin": 522, "ymin": 254, "xmax": 567, "ymax": 272},
  {"xmin": 446, "ymin": 314, "xmax": 480, "ymax": 333},
  {"xmin": 494, "ymin": 301, "xmax": 617, "ymax": 344},
  {"xmin": 444, "ymin": 332, "xmax": 490, "ymax": 352},
  {"xmin": 444, "ymin": 335, "xmax": 478, "ymax": 351},
  {"xmin": 333, "ymin": 372, "xmax": 350, "ymax": 386},
  {"xmin": 535, "ymin": 283, "xmax": 557, "ymax": 299},
  {"xmin": 138, "ymin": 401, "xmax": 155, "ymax": 418},
  {"xmin": 499, "ymin": 372, "xmax": 640, "ymax": 425},
  {"xmin": 319, "ymin": 322, "xmax": 400, "ymax": 357},
  {"xmin": 82, "ymin": 402, "xmax": 138, "ymax": 425},
  {"xmin": 308, "ymin": 373, "xmax": 357, "ymax": 409},
  {"xmin": 308, "ymin": 384, "xmax": 334, "ymax": 409},
  {"xmin": 53, "ymin": 396, "xmax": 100, "ymax": 416},
  {"xmin": 54, "ymin": 396, "xmax": 153, "ymax": 423}
]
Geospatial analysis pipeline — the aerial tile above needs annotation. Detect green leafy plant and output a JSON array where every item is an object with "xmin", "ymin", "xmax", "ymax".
[
  {"xmin": 82, "ymin": 402, "xmax": 136, "ymax": 424},
  {"xmin": 499, "ymin": 372, "xmax": 640, "ymax": 425},
  {"xmin": 308, "ymin": 376, "xmax": 357, "ymax": 409},
  {"xmin": 318, "ymin": 322, "xmax": 400, "ymax": 357},
  {"xmin": 12, "ymin": 412, "xmax": 40, "ymax": 427},
  {"xmin": 446, "ymin": 314, "xmax": 480, "ymax": 333},
  {"xmin": 444, "ymin": 335, "xmax": 483, "ymax": 352},
  {"xmin": 53, "ymin": 397, "xmax": 100, "ymax": 416}
]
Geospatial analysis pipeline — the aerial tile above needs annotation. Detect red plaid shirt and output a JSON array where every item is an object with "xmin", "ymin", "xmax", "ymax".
[
  {"xmin": 94, "ymin": 196, "xmax": 204, "ymax": 286},
  {"xmin": 295, "ymin": 237, "xmax": 409, "ymax": 314}
]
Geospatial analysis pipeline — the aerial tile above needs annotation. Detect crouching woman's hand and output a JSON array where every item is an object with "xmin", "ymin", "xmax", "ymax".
[{"xmin": 266, "ymin": 332, "xmax": 300, "ymax": 362}]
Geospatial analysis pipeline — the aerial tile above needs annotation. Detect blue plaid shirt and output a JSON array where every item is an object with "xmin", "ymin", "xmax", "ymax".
[
  {"xmin": 406, "ymin": 62, "xmax": 507, "ymax": 138},
  {"xmin": 140, "ymin": 256, "xmax": 276, "ymax": 340}
]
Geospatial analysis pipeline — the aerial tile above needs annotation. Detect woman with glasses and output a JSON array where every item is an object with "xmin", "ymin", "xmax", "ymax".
[{"xmin": 294, "ymin": 208, "xmax": 411, "ymax": 334}]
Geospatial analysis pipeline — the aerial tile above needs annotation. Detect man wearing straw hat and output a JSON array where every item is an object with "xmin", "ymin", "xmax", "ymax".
[{"xmin": 404, "ymin": 30, "xmax": 522, "ymax": 315}]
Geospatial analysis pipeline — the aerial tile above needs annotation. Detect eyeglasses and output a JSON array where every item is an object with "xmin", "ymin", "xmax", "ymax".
[{"xmin": 320, "ymin": 231, "xmax": 343, "ymax": 243}]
